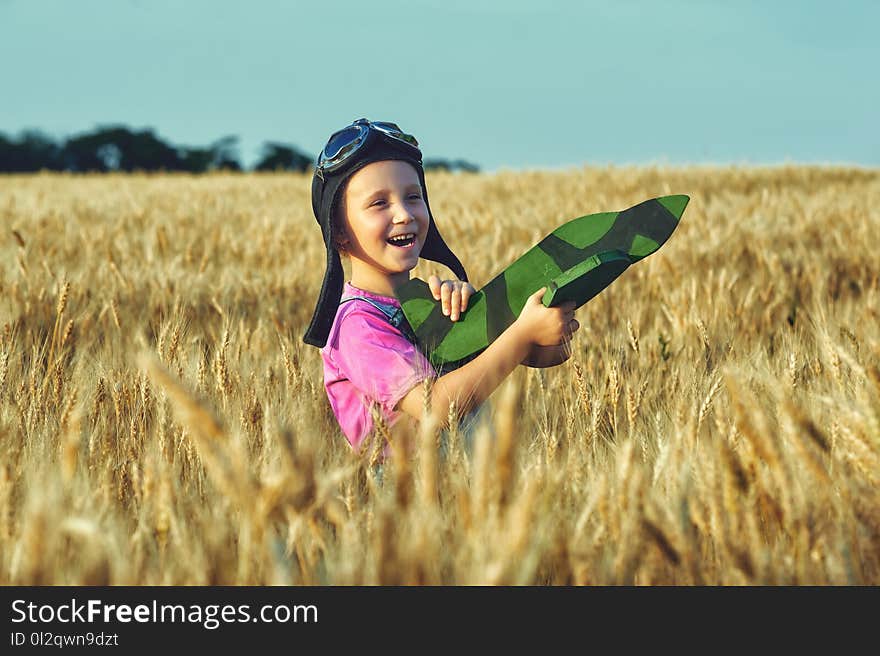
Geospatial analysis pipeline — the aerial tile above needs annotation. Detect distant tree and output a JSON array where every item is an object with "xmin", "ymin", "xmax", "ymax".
[
  {"xmin": 178, "ymin": 135, "xmax": 242, "ymax": 172},
  {"xmin": 208, "ymin": 135, "xmax": 242, "ymax": 171},
  {"xmin": 120, "ymin": 128, "xmax": 182, "ymax": 171},
  {"xmin": 423, "ymin": 158, "xmax": 450, "ymax": 172},
  {"xmin": 423, "ymin": 157, "xmax": 480, "ymax": 173},
  {"xmin": 177, "ymin": 146, "xmax": 214, "ymax": 173},
  {"xmin": 254, "ymin": 142, "xmax": 313, "ymax": 172},
  {"xmin": 62, "ymin": 126, "xmax": 183, "ymax": 172},
  {"xmin": 450, "ymin": 158, "xmax": 480, "ymax": 173},
  {"xmin": 0, "ymin": 134, "xmax": 10, "ymax": 172},
  {"xmin": 62, "ymin": 130, "xmax": 112, "ymax": 172},
  {"xmin": 0, "ymin": 130, "xmax": 64, "ymax": 172}
]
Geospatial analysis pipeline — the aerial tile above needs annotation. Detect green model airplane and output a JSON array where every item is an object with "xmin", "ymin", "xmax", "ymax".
[{"xmin": 395, "ymin": 194, "xmax": 689, "ymax": 370}]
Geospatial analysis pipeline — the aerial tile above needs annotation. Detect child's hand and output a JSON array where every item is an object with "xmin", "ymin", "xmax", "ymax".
[
  {"xmin": 515, "ymin": 287, "xmax": 579, "ymax": 347},
  {"xmin": 428, "ymin": 275, "xmax": 476, "ymax": 322}
]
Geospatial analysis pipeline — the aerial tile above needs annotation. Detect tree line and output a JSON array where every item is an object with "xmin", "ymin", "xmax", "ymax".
[{"xmin": 0, "ymin": 125, "xmax": 480, "ymax": 174}]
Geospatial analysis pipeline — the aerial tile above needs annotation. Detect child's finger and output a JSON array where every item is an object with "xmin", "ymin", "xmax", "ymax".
[
  {"xmin": 428, "ymin": 274, "xmax": 441, "ymax": 300},
  {"xmin": 461, "ymin": 283, "xmax": 472, "ymax": 311},
  {"xmin": 529, "ymin": 287, "xmax": 547, "ymax": 303},
  {"xmin": 440, "ymin": 280, "xmax": 453, "ymax": 315},
  {"xmin": 450, "ymin": 286, "xmax": 462, "ymax": 321}
]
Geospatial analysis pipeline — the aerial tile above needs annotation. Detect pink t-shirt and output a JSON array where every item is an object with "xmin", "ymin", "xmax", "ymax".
[{"xmin": 321, "ymin": 282, "xmax": 436, "ymax": 450}]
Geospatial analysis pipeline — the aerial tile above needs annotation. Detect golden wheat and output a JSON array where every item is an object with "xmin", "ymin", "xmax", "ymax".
[{"xmin": 0, "ymin": 165, "xmax": 878, "ymax": 584}]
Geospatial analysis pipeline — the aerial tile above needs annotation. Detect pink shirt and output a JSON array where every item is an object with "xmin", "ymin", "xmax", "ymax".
[{"xmin": 321, "ymin": 282, "xmax": 436, "ymax": 450}]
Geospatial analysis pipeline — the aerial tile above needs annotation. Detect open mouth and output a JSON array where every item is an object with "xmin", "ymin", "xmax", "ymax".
[{"xmin": 387, "ymin": 234, "xmax": 416, "ymax": 249}]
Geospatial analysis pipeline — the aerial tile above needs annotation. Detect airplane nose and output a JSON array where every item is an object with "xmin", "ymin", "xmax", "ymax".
[{"xmin": 657, "ymin": 195, "xmax": 690, "ymax": 220}]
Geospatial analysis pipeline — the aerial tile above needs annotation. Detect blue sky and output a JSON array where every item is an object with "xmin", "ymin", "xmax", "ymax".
[{"xmin": 1, "ymin": 0, "xmax": 877, "ymax": 171}]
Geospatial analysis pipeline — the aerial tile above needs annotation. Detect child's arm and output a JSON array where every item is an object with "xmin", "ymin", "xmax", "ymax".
[
  {"xmin": 521, "ymin": 343, "xmax": 572, "ymax": 368},
  {"xmin": 396, "ymin": 287, "xmax": 578, "ymax": 426}
]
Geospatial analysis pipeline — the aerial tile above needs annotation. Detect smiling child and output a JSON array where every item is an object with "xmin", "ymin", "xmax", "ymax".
[{"xmin": 304, "ymin": 118, "xmax": 579, "ymax": 454}]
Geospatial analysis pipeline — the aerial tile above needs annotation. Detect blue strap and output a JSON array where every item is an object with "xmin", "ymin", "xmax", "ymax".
[{"xmin": 339, "ymin": 294, "xmax": 419, "ymax": 345}]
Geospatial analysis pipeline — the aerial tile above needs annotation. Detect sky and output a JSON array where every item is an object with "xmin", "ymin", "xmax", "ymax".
[{"xmin": 1, "ymin": 0, "xmax": 877, "ymax": 172}]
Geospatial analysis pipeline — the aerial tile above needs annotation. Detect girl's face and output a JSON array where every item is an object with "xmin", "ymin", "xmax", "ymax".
[{"xmin": 339, "ymin": 160, "xmax": 429, "ymax": 295}]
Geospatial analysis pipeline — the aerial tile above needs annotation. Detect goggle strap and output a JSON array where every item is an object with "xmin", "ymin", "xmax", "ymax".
[{"xmin": 317, "ymin": 120, "xmax": 420, "ymax": 176}]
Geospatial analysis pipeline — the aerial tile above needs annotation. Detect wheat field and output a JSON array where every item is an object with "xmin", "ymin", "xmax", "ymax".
[{"xmin": 0, "ymin": 165, "xmax": 878, "ymax": 585}]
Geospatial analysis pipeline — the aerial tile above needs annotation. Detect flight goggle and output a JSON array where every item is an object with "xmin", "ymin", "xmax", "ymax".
[{"xmin": 315, "ymin": 118, "xmax": 420, "ymax": 181}]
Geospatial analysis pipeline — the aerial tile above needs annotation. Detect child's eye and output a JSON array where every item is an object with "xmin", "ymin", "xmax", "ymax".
[
  {"xmin": 370, "ymin": 199, "xmax": 387, "ymax": 207},
  {"xmin": 408, "ymin": 193, "xmax": 422, "ymax": 200}
]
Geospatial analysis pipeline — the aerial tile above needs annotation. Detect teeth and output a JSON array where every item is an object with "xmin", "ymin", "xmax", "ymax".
[{"xmin": 389, "ymin": 234, "xmax": 415, "ymax": 243}]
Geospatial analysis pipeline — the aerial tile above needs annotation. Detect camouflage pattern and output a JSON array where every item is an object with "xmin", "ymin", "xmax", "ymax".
[{"xmin": 395, "ymin": 195, "xmax": 689, "ymax": 369}]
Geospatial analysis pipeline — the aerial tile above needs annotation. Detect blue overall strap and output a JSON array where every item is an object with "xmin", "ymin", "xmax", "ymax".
[{"xmin": 339, "ymin": 294, "xmax": 420, "ymax": 346}]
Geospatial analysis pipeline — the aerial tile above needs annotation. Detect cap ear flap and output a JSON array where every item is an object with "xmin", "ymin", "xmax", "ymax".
[
  {"xmin": 303, "ymin": 247, "xmax": 345, "ymax": 347},
  {"xmin": 415, "ymin": 169, "xmax": 468, "ymax": 283},
  {"xmin": 330, "ymin": 183, "xmax": 351, "ymax": 252}
]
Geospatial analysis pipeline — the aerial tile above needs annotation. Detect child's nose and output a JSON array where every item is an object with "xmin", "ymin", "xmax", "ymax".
[{"xmin": 393, "ymin": 205, "xmax": 416, "ymax": 223}]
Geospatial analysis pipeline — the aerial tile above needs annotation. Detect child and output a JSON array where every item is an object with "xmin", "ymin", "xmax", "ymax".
[{"xmin": 304, "ymin": 118, "xmax": 580, "ymax": 454}]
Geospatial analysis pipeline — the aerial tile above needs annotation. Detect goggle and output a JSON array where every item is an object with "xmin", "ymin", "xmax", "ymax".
[{"xmin": 315, "ymin": 118, "xmax": 420, "ymax": 181}]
